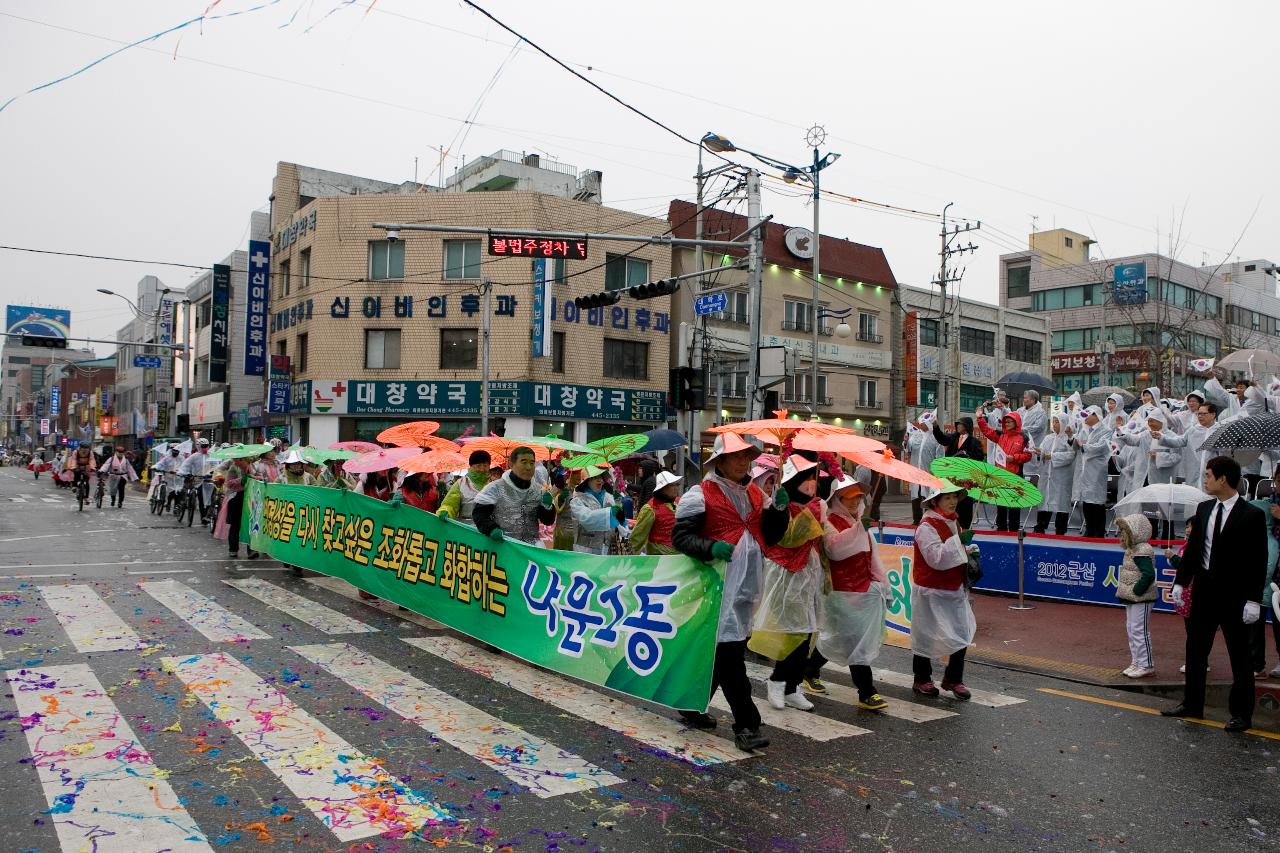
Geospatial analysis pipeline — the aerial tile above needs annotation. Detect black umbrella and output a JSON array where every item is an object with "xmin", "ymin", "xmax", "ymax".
[
  {"xmin": 639, "ymin": 428, "xmax": 687, "ymax": 451},
  {"xmin": 995, "ymin": 371, "xmax": 1057, "ymax": 400},
  {"xmin": 1200, "ymin": 414, "xmax": 1280, "ymax": 452}
]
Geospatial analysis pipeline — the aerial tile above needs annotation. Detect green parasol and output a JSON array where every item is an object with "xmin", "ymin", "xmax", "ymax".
[
  {"xmin": 561, "ymin": 433, "xmax": 650, "ymax": 470},
  {"xmin": 208, "ymin": 442, "xmax": 274, "ymax": 461},
  {"xmin": 298, "ymin": 446, "xmax": 358, "ymax": 464},
  {"xmin": 929, "ymin": 457, "xmax": 1043, "ymax": 508}
]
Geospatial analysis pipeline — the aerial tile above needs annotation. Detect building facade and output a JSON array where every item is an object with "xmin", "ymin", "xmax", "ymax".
[
  {"xmin": 999, "ymin": 228, "xmax": 1280, "ymax": 396},
  {"xmin": 667, "ymin": 200, "xmax": 897, "ymax": 446},
  {"xmin": 892, "ymin": 284, "xmax": 1051, "ymax": 431},
  {"xmin": 109, "ymin": 275, "xmax": 177, "ymax": 449},
  {"xmin": 267, "ymin": 158, "xmax": 672, "ymax": 448},
  {"xmin": 2, "ymin": 304, "xmax": 96, "ymax": 450}
]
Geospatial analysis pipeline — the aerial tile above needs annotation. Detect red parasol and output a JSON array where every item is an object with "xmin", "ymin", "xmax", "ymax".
[
  {"xmin": 329, "ymin": 441, "xmax": 381, "ymax": 454},
  {"xmin": 459, "ymin": 436, "xmax": 554, "ymax": 462},
  {"xmin": 710, "ymin": 408, "xmax": 855, "ymax": 447},
  {"xmin": 398, "ymin": 449, "xmax": 469, "ymax": 476},
  {"xmin": 342, "ymin": 446, "xmax": 421, "ymax": 474},
  {"xmin": 792, "ymin": 433, "xmax": 885, "ymax": 455},
  {"xmin": 376, "ymin": 421, "xmax": 442, "ymax": 447},
  {"xmin": 846, "ymin": 446, "xmax": 944, "ymax": 489}
]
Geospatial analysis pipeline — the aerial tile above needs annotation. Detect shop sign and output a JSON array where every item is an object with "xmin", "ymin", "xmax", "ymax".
[
  {"xmin": 209, "ymin": 264, "xmax": 230, "ymax": 383},
  {"xmin": 231, "ymin": 409, "xmax": 250, "ymax": 429},
  {"xmin": 488, "ymin": 234, "xmax": 588, "ymax": 260},
  {"xmin": 190, "ymin": 391, "xmax": 225, "ymax": 426},
  {"xmin": 248, "ymin": 401, "xmax": 265, "ymax": 428},
  {"xmin": 244, "ymin": 240, "xmax": 270, "ymax": 376},
  {"xmin": 274, "ymin": 209, "xmax": 317, "ymax": 252},
  {"xmin": 267, "ymin": 381, "xmax": 290, "ymax": 414}
]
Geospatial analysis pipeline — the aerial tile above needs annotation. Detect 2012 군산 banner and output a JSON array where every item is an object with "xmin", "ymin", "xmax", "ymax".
[{"xmin": 242, "ymin": 480, "xmax": 722, "ymax": 710}]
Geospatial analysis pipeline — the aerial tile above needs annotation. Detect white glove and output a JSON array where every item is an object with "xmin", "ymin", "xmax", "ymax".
[
  {"xmin": 1272, "ymin": 583, "xmax": 1280, "ymax": 620},
  {"xmin": 1243, "ymin": 601, "xmax": 1261, "ymax": 625},
  {"xmin": 881, "ymin": 584, "xmax": 895, "ymax": 604},
  {"xmin": 1170, "ymin": 584, "xmax": 1185, "ymax": 606},
  {"xmin": 965, "ymin": 544, "xmax": 981, "ymax": 556}
]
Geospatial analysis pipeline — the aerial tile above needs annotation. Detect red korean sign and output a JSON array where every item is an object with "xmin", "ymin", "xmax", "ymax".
[{"xmin": 488, "ymin": 234, "xmax": 588, "ymax": 260}]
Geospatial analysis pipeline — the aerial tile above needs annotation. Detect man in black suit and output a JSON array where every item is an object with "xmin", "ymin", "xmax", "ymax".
[{"xmin": 1162, "ymin": 455, "xmax": 1268, "ymax": 732}]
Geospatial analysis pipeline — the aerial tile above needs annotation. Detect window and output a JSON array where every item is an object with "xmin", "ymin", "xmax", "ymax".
[
  {"xmin": 920, "ymin": 318, "xmax": 940, "ymax": 347},
  {"xmin": 959, "ymin": 327, "xmax": 995, "ymax": 356},
  {"xmin": 858, "ymin": 379, "xmax": 878, "ymax": 408},
  {"xmin": 277, "ymin": 340, "xmax": 287, "ymax": 358},
  {"xmin": 444, "ymin": 240, "xmax": 481, "ymax": 280},
  {"xmin": 919, "ymin": 378, "xmax": 938, "ymax": 406},
  {"xmin": 439, "ymin": 329, "xmax": 476, "ymax": 369},
  {"xmin": 195, "ymin": 299, "xmax": 212, "ymax": 329},
  {"xmin": 552, "ymin": 331, "xmax": 565, "ymax": 374},
  {"xmin": 299, "ymin": 249, "xmax": 311, "ymax": 289},
  {"xmin": 960, "ymin": 383, "xmax": 990, "ymax": 412},
  {"xmin": 784, "ymin": 299, "xmax": 822, "ymax": 332},
  {"xmin": 714, "ymin": 291, "xmax": 749, "ymax": 324},
  {"xmin": 1246, "ymin": 264, "xmax": 1257, "ymax": 272},
  {"xmin": 1064, "ymin": 236, "xmax": 1074, "ymax": 248},
  {"xmin": 1030, "ymin": 283, "xmax": 1102, "ymax": 311},
  {"xmin": 280, "ymin": 260, "xmax": 291, "ymax": 297},
  {"xmin": 604, "ymin": 254, "xmax": 650, "ymax": 291},
  {"xmin": 784, "ymin": 373, "xmax": 827, "ymax": 404},
  {"xmin": 369, "ymin": 240, "xmax": 405, "ymax": 281},
  {"xmin": 1007, "ymin": 266, "xmax": 1031, "ymax": 298},
  {"xmin": 365, "ymin": 329, "xmax": 401, "ymax": 369},
  {"xmin": 603, "ymin": 338, "xmax": 648, "ymax": 380},
  {"xmin": 857, "ymin": 312, "xmax": 881, "ymax": 343},
  {"xmin": 1051, "ymin": 327, "xmax": 1100, "ymax": 352},
  {"xmin": 296, "ymin": 333, "xmax": 308, "ymax": 372},
  {"xmin": 7, "ymin": 356, "xmax": 29, "ymax": 364},
  {"xmin": 552, "ymin": 257, "xmax": 567, "ymax": 284},
  {"xmin": 1005, "ymin": 335, "xmax": 1042, "ymax": 363}
]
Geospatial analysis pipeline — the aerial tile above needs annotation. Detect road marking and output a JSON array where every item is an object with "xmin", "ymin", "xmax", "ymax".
[
  {"xmin": 406, "ymin": 636, "xmax": 745, "ymax": 766},
  {"xmin": 871, "ymin": 667, "xmax": 1027, "ymax": 708},
  {"xmin": 1038, "ymin": 687, "xmax": 1280, "ymax": 741},
  {"xmin": 306, "ymin": 575, "xmax": 446, "ymax": 630},
  {"xmin": 0, "ymin": 557, "xmax": 285, "ymax": 570},
  {"xmin": 743, "ymin": 661, "xmax": 956, "ymax": 723},
  {"xmin": 140, "ymin": 579, "xmax": 270, "ymax": 643},
  {"xmin": 226, "ymin": 578, "xmax": 377, "ymax": 635},
  {"xmin": 8, "ymin": 664, "xmax": 209, "ymax": 850},
  {"xmin": 166, "ymin": 652, "xmax": 452, "ymax": 840},
  {"xmin": 126, "ymin": 568, "xmax": 195, "ymax": 575},
  {"xmin": 38, "ymin": 584, "xmax": 145, "ymax": 652},
  {"xmin": 709, "ymin": 692, "xmax": 871, "ymax": 740},
  {"xmin": 0, "ymin": 572, "xmax": 75, "ymax": 580},
  {"xmin": 293, "ymin": 642, "xmax": 622, "ymax": 797},
  {"xmin": 8, "ymin": 497, "xmax": 26, "ymax": 503},
  {"xmin": 39, "ymin": 497, "xmax": 61, "ymax": 503}
]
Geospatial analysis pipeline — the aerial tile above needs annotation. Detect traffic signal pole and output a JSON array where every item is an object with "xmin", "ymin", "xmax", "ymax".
[{"xmin": 745, "ymin": 170, "xmax": 764, "ymax": 420}]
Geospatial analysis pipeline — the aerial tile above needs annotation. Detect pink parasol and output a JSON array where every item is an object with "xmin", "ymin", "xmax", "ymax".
[
  {"xmin": 376, "ymin": 421, "xmax": 443, "ymax": 448},
  {"xmin": 792, "ymin": 433, "xmax": 886, "ymax": 455},
  {"xmin": 342, "ymin": 446, "xmax": 421, "ymax": 474},
  {"xmin": 847, "ymin": 446, "xmax": 943, "ymax": 489},
  {"xmin": 329, "ymin": 441, "xmax": 381, "ymax": 454},
  {"xmin": 398, "ymin": 449, "xmax": 469, "ymax": 476}
]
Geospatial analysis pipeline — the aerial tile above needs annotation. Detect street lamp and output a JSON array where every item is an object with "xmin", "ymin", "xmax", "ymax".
[{"xmin": 97, "ymin": 286, "xmax": 172, "ymax": 441}]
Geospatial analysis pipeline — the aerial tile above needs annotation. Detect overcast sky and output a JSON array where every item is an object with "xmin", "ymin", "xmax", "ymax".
[{"xmin": 2, "ymin": 0, "xmax": 1276, "ymax": 355}]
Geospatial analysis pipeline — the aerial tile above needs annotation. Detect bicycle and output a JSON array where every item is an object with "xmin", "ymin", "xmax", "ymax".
[
  {"xmin": 75, "ymin": 471, "xmax": 90, "ymax": 512},
  {"xmin": 150, "ymin": 478, "xmax": 168, "ymax": 515},
  {"xmin": 94, "ymin": 473, "xmax": 105, "ymax": 509}
]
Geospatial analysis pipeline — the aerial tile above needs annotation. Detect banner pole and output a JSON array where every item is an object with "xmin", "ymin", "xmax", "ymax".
[{"xmin": 1009, "ymin": 528, "xmax": 1035, "ymax": 611}]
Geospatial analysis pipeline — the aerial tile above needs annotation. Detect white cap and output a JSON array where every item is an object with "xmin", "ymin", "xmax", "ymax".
[
  {"xmin": 830, "ymin": 473, "xmax": 864, "ymax": 497},
  {"xmin": 705, "ymin": 432, "xmax": 763, "ymax": 465},
  {"xmin": 654, "ymin": 470, "xmax": 681, "ymax": 491},
  {"xmin": 197, "ymin": 437, "xmax": 210, "ymax": 446},
  {"xmin": 780, "ymin": 455, "xmax": 817, "ymax": 484},
  {"xmin": 921, "ymin": 478, "xmax": 966, "ymax": 506},
  {"xmin": 281, "ymin": 449, "xmax": 305, "ymax": 465}
]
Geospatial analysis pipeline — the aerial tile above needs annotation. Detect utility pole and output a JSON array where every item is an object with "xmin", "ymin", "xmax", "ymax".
[
  {"xmin": 744, "ymin": 170, "xmax": 765, "ymax": 420},
  {"xmin": 480, "ymin": 278, "xmax": 492, "ymax": 437},
  {"xmin": 931, "ymin": 203, "xmax": 980, "ymax": 429}
]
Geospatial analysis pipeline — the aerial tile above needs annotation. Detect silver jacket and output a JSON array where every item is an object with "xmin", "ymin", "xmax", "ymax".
[{"xmin": 474, "ymin": 469, "xmax": 548, "ymax": 545}]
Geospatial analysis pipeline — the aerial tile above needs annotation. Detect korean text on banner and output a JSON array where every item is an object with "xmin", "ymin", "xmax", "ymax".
[
  {"xmin": 209, "ymin": 264, "xmax": 231, "ymax": 383},
  {"xmin": 904, "ymin": 310, "xmax": 919, "ymax": 407},
  {"xmin": 531, "ymin": 258, "xmax": 549, "ymax": 358},
  {"xmin": 240, "ymin": 480, "xmax": 722, "ymax": 710},
  {"xmin": 244, "ymin": 240, "xmax": 270, "ymax": 376}
]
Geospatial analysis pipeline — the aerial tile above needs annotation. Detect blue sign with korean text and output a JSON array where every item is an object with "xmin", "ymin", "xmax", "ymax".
[
  {"xmin": 209, "ymin": 264, "xmax": 231, "ymax": 383},
  {"xmin": 1112, "ymin": 262, "xmax": 1147, "ymax": 306},
  {"xmin": 267, "ymin": 380, "xmax": 291, "ymax": 414},
  {"xmin": 244, "ymin": 240, "xmax": 270, "ymax": 376},
  {"xmin": 694, "ymin": 291, "xmax": 728, "ymax": 317},
  {"xmin": 133, "ymin": 355, "xmax": 163, "ymax": 369},
  {"xmin": 49, "ymin": 385, "xmax": 60, "ymax": 416},
  {"xmin": 531, "ymin": 258, "xmax": 549, "ymax": 358}
]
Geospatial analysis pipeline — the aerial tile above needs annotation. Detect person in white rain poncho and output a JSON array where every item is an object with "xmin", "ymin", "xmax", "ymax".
[
  {"xmin": 818, "ymin": 475, "xmax": 892, "ymax": 712},
  {"xmin": 671, "ymin": 432, "xmax": 770, "ymax": 752},
  {"xmin": 749, "ymin": 456, "xmax": 827, "ymax": 714},
  {"xmin": 569, "ymin": 465, "xmax": 624, "ymax": 554},
  {"xmin": 1076, "ymin": 407, "xmax": 1113, "ymax": 538},
  {"xmin": 1033, "ymin": 412, "xmax": 1077, "ymax": 536},
  {"xmin": 907, "ymin": 410, "xmax": 943, "ymax": 524},
  {"xmin": 910, "ymin": 479, "xmax": 979, "ymax": 700},
  {"xmin": 1144, "ymin": 410, "xmax": 1184, "ymax": 486},
  {"xmin": 1019, "ymin": 390, "xmax": 1048, "ymax": 484},
  {"xmin": 1174, "ymin": 401, "xmax": 1221, "ymax": 490}
]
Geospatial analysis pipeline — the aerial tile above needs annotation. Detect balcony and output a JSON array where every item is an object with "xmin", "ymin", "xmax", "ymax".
[
  {"xmin": 712, "ymin": 311, "xmax": 749, "ymax": 325},
  {"xmin": 784, "ymin": 394, "xmax": 834, "ymax": 406},
  {"xmin": 856, "ymin": 331, "xmax": 883, "ymax": 344},
  {"xmin": 855, "ymin": 398, "xmax": 880, "ymax": 409},
  {"xmin": 781, "ymin": 318, "xmax": 812, "ymax": 332}
]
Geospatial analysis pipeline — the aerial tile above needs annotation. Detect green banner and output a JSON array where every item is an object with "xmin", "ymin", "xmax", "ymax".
[{"xmin": 242, "ymin": 480, "xmax": 722, "ymax": 710}]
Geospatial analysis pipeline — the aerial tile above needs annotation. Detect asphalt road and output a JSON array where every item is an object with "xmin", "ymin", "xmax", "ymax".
[{"xmin": 1, "ymin": 464, "xmax": 1278, "ymax": 853}]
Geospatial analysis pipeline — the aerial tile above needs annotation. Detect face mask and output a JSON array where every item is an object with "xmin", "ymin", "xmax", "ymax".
[{"xmin": 797, "ymin": 478, "xmax": 817, "ymax": 498}]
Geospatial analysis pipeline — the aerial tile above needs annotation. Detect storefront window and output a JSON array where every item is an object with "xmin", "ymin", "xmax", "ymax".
[
  {"xmin": 533, "ymin": 419, "xmax": 571, "ymax": 439},
  {"xmin": 586, "ymin": 422, "xmax": 644, "ymax": 443}
]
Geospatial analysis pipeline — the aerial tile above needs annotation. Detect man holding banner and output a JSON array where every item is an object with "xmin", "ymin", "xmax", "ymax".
[
  {"xmin": 673, "ymin": 433, "xmax": 770, "ymax": 752},
  {"xmin": 472, "ymin": 447, "xmax": 557, "ymax": 546}
]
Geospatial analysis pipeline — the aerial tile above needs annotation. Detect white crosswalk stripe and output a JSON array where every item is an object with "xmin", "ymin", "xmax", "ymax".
[
  {"xmin": 292, "ymin": 642, "xmax": 623, "ymax": 797},
  {"xmin": 140, "ymin": 579, "xmax": 271, "ymax": 643},
  {"xmin": 405, "ymin": 636, "xmax": 746, "ymax": 766},
  {"xmin": 224, "ymin": 577, "xmax": 377, "ymax": 634},
  {"xmin": 39, "ymin": 497, "xmax": 61, "ymax": 503},
  {"xmin": 709, "ymin": 692, "xmax": 871, "ymax": 740},
  {"xmin": 38, "ymin": 584, "xmax": 145, "ymax": 653},
  {"xmin": 869, "ymin": 667, "xmax": 1027, "ymax": 708},
  {"xmin": 8, "ymin": 664, "xmax": 210, "ymax": 850},
  {"xmin": 742, "ymin": 660, "xmax": 957, "ymax": 723},
  {"xmin": 165, "ymin": 652, "xmax": 453, "ymax": 841},
  {"xmin": 9, "ymin": 497, "xmax": 27, "ymax": 503},
  {"xmin": 305, "ymin": 575, "xmax": 446, "ymax": 630}
]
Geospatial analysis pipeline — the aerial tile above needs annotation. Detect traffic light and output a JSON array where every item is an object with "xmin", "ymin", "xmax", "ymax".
[
  {"xmin": 574, "ymin": 290, "xmax": 623, "ymax": 310},
  {"xmin": 21, "ymin": 335, "xmax": 66, "ymax": 349},
  {"xmin": 668, "ymin": 366, "xmax": 705, "ymax": 411},
  {"xmin": 627, "ymin": 278, "xmax": 680, "ymax": 300}
]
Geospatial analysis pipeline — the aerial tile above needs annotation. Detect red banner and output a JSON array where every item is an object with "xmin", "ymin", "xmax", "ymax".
[{"xmin": 904, "ymin": 311, "xmax": 919, "ymax": 406}]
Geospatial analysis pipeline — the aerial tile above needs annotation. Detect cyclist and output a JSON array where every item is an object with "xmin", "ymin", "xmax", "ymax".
[
  {"xmin": 70, "ymin": 443, "xmax": 96, "ymax": 495},
  {"xmin": 150, "ymin": 446, "xmax": 183, "ymax": 511},
  {"xmin": 98, "ymin": 446, "xmax": 138, "ymax": 507},
  {"xmin": 178, "ymin": 438, "xmax": 215, "ymax": 519}
]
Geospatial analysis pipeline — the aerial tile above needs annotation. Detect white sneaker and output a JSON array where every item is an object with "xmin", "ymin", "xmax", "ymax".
[
  {"xmin": 1126, "ymin": 666, "xmax": 1156, "ymax": 678},
  {"xmin": 1178, "ymin": 663, "xmax": 1210, "ymax": 674},
  {"xmin": 766, "ymin": 679, "xmax": 786, "ymax": 710},
  {"xmin": 1122, "ymin": 665, "xmax": 1139, "ymax": 677},
  {"xmin": 783, "ymin": 690, "xmax": 815, "ymax": 711}
]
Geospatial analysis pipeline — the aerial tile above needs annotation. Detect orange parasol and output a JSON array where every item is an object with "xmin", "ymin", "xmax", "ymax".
[
  {"xmin": 376, "ymin": 421, "xmax": 441, "ymax": 447},
  {"xmin": 399, "ymin": 448, "xmax": 469, "ymax": 476},
  {"xmin": 710, "ymin": 409, "xmax": 855, "ymax": 448},
  {"xmin": 846, "ymin": 446, "xmax": 944, "ymax": 489},
  {"xmin": 792, "ymin": 433, "xmax": 886, "ymax": 456},
  {"xmin": 458, "ymin": 436, "xmax": 554, "ymax": 462}
]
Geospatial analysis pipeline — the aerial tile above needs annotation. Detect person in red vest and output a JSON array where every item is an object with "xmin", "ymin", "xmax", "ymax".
[
  {"xmin": 911, "ymin": 479, "xmax": 979, "ymax": 700},
  {"xmin": 397, "ymin": 471, "xmax": 438, "ymax": 513},
  {"xmin": 750, "ymin": 456, "xmax": 827, "ymax": 713},
  {"xmin": 672, "ymin": 432, "xmax": 769, "ymax": 752},
  {"xmin": 629, "ymin": 470, "xmax": 681, "ymax": 555},
  {"xmin": 817, "ymin": 475, "xmax": 892, "ymax": 711},
  {"xmin": 975, "ymin": 407, "xmax": 1033, "ymax": 531}
]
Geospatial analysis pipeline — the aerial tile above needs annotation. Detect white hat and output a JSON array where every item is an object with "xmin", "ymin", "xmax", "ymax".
[
  {"xmin": 921, "ymin": 478, "xmax": 966, "ymax": 506},
  {"xmin": 705, "ymin": 432, "xmax": 763, "ymax": 465},
  {"xmin": 654, "ymin": 470, "xmax": 681, "ymax": 491},
  {"xmin": 281, "ymin": 449, "xmax": 305, "ymax": 465},
  {"xmin": 197, "ymin": 437, "xmax": 210, "ymax": 446},
  {"xmin": 830, "ymin": 473, "xmax": 864, "ymax": 497},
  {"xmin": 780, "ymin": 455, "xmax": 817, "ymax": 483}
]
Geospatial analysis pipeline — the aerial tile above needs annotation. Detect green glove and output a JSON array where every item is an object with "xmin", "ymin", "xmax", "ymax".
[
  {"xmin": 711, "ymin": 540, "xmax": 735, "ymax": 561},
  {"xmin": 489, "ymin": 527, "xmax": 504, "ymax": 542},
  {"xmin": 612, "ymin": 504, "xmax": 625, "ymax": 522},
  {"xmin": 388, "ymin": 494, "xmax": 403, "ymax": 508},
  {"xmin": 773, "ymin": 488, "xmax": 789, "ymax": 511},
  {"xmin": 540, "ymin": 490, "xmax": 554, "ymax": 509},
  {"xmin": 959, "ymin": 529, "xmax": 975, "ymax": 545},
  {"xmin": 437, "ymin": 508, "xmax": 452, "ymax": 520},
  {"xmin": 861, "ymin": 517, "xmax": 875, "ymax": 531}
]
